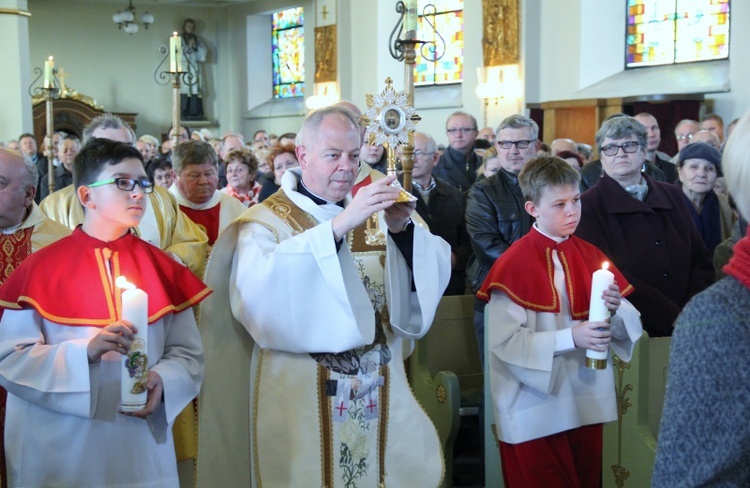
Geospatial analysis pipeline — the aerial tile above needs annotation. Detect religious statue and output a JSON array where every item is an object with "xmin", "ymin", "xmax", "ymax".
[{"xmin": 181, "ymin": 18, "xmax": 208, "ymax": 120}]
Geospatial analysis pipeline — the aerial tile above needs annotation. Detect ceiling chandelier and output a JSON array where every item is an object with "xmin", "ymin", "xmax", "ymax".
[{"xmin": 112, "ymin": 0, "xmax": 154, "ymax": 35}]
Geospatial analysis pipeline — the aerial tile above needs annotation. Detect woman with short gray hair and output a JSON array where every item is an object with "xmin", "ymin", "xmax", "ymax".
[{"xmin": 575, "ymin": 116, "xmax": 714, "ymax": 337}]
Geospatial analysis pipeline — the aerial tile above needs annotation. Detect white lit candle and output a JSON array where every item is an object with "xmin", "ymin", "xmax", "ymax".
[
  {"xmin": 44, "ymin": 56, "xmax": 54, "ymax": 89},
  {"xmin": 117, "ymin": 276, "xmax": 149, "ymax": 411},
  {"xmin": 404, "ymin": 0, "xmax": 417, "ymax": 39},
  {"xmin": 169, "ymin": 32, "xmax": 182, "ymax": 73},
  {"xmin": 586, "ymin": 262, "xmax": 614, "ymax": 370}
]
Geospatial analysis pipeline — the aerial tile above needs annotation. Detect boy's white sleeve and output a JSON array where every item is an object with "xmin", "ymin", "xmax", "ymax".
[
  {"xmin": 487, "ymin": 290, "xmax": 560, "ymax": 395},
  {"xmin": 608, "ymin": 298, "xmax": 642, "ymax": 361},
  {"xmin": 0, "ymin": 309, "xmax": 94, "ymax": 418}
]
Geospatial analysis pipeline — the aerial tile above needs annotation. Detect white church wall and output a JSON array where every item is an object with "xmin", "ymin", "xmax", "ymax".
[
  {"xmin": 530, "ymin": 0, "xmax": 750, "ymax": 125},
  {"xmin": 28, "ymin": 0, "xmax": 217, "ymax": 140}
]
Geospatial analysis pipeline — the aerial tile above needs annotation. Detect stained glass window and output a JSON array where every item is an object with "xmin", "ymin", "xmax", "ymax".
[
  {"xmin": 414, "ymin": 0, "xmax": 464, "ymax": 86},
  {"xmin": 272, "ymin": 7, "xmax": 305, "ymax": 98},
  {"xmin": 626, "ymin": 0, "xmax": 730, "ymax": 68}
]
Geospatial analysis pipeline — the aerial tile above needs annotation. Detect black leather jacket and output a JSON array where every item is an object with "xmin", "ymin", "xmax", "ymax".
[{"xmin": 465, "ymin": 169, "xmax": 532, "ymax": 292}]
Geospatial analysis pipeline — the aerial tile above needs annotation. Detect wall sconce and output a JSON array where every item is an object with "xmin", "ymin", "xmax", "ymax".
[
  {"xmin": 305, "ymin": 81, "xmax": 340, "ymax": 110},
  {"xmin": 475, "ymin": 65, "xmax": 522, "ymax": 127}
]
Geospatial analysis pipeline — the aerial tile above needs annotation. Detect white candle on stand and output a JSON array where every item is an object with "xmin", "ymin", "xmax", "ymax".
[
  {"xmin": 117, "ymin": 276, "xmax": 149, "ymax": 411},
  {"xmin": 404, "ymin": 0, "xmax": 417, "ymax": 39},
  {"xmin": 586, "ymin": 262, "xmax": 614, "ymax": 370},
  {"xmin": 44, "ymin": 56, "xmax": 54, "ymax": 89},
  {"xmin": 170, "ymin": 32, "xmax": 182, "ymax": 72}
]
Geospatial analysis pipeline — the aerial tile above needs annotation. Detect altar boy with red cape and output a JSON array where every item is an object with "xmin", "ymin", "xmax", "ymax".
[
  {"xmin": 476, "ymin": 156, "xmax": 642, "ymax": 488},
  {"xmin": 0, "ymin": 139, "xmax": 210, "ymax": 487}
]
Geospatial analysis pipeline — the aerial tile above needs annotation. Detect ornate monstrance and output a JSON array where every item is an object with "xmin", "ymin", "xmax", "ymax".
[{"xmin": 362, "ymin": 77, "xmax": 420, "ymax": 202}]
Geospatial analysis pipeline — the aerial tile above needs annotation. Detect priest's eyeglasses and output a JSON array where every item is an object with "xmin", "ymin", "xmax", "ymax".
[
  {"xmin": 88, "ymin": 177, "xmax": 155, "ymax": 194},
  {"xmin": 600, "ymin": 141, "xmax": 640, "ymax": 157}
]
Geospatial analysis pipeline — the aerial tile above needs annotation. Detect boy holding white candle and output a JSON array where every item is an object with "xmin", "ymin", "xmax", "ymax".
[
  {"xmin": 476, "ymin": 156, "xmax": 642, "ymax": 487},
  {"xmin": 0, "ymin": 138, "xmax": 210, "ymax": 487}
]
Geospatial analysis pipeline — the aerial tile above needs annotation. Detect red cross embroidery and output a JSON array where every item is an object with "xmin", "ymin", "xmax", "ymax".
[
  {"xmin": 366, "ymin": 399, "xmax": 377, "ymax": 413},
  {"xmin": 335, "ymin": 401, "xmax": 347, "ymax": 415}
]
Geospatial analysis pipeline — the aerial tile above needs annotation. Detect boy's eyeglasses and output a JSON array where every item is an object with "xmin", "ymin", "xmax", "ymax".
[
  {"xmin": 496, "ymin": 140, "xmax": 535, "ymax": 150},
  {"xmin": 600, "ymin": 141, "xmax": 640, "ymax": 157},
  {"xmin": 88, "ymin": 177, "xmax": 154, "ymax": 194}
]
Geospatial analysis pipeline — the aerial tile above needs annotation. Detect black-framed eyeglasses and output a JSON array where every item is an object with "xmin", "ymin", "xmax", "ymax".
[
  {"xmin": 414, "ymin": 150, "xmax": 436, "ymax": 159},
  {"xmin": 600, "ymin": 141, "xmax": 640, "ymax": 157},
  {"xmin": 496, "ymin": 140, "xmax": 535, "ymax": 150},
  {"xmin": 446, "ymin": 128, "xmax": 477, "ymax": 135},
  {"xmin": 88, "ymin": 177, "xmax": 154, "ymax": 194}
]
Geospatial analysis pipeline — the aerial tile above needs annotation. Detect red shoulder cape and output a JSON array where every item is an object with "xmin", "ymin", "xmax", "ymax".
[
  {"xmin": 476, "ymin": 227, "xmax": 633, "ymax": 320},
  {"xmin": 0, "ymin": 228, "xmax": 211, "ymax": 326}
]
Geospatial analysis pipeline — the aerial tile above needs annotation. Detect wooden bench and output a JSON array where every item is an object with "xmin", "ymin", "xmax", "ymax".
[{"xmin": 409, "ymin": 295, "xmax": 483, "ymax": 487}]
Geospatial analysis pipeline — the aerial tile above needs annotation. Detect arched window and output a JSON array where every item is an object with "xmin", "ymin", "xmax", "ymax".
[
  {"xmin": 414, "ymin": 0, "xmax": 464, "ymax": 86},
  {"xmin": 626, "ymin": 0, "xmax": 730, "ymax": 68},
  {"xmin": 272, "ymin": 7, "xmax": 305, "ymax": 98}
]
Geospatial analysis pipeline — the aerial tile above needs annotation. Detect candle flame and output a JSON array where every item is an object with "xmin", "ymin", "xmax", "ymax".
[
  {"xmin": 115, "ymin": 276, "xmax": 135, "ymax": 290},
  {"xmin": 602, "ymin": 261, "xmax": 610, "ymax": 271},
  {"xmin": 173, "ymin": 31, "xmax": 178, "ymax": 36},
  {"xmin": 48, "ymin": 56, "xmax": 53, "ymax": 61}
]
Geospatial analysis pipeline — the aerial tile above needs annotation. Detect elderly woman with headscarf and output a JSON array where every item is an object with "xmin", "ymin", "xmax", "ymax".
[
  {"xmin": 677, "ymin": 142, "xmax": 736, "ymax": 254},
  {"xmin": 653, "ymin": 109, "xmax": 750, "ymax": 487},
  {"xmin": 575, "ymin": 115, "xmax": 714, "ymax": 337}
]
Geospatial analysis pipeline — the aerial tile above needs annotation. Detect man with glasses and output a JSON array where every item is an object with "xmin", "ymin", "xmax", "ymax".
[
  {"xmin": 576, "ymin": 115, "xmax": 713, "ymax": 337},
  {"xmin": 465, "ymin": 114, "xmax": 539, "ymax": 360},
  {"xmin": 433, "ymin": 111, "xmax": 481, "ymax": 192},
  {"xmin": 169, "ymin": 140, "xmax": 245, "ymax": 246},
  {"xmin": 408, "ymin": 132, "xmax": 471, "ymax": 295}
]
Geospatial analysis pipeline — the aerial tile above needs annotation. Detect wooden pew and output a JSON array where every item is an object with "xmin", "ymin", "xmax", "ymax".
[
  {"xmin": 408, "ymin": 295, "xmax": 483, "ymax": 488},
  {"xmin": 603, "ymin": 333, "xmax": 670, "ymax": 487}
]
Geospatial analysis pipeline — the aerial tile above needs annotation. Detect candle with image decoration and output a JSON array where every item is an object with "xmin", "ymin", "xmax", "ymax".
[
  {"xmin": 117, "ymin": 276, "xmax": 149, "ymax": 412},
  {"xmin": 586, "ymin": 262, "xmax": 613, "ymax": 370}
]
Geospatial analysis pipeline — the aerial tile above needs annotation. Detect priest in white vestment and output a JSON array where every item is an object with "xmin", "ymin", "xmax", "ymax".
[{"xmin": 197, "ymin": 105, "xmax": 452, "ymax": 487}]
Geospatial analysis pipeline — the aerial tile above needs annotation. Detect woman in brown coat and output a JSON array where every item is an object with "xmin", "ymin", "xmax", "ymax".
[{"xmin": 575, "ymin": 115, "xmax": 714, "ymax": 337}]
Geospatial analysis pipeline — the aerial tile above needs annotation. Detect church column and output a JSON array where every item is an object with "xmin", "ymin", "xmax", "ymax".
[{"xmin": 0, "ymin": 0, "xmax": 32, "ymax": 140}]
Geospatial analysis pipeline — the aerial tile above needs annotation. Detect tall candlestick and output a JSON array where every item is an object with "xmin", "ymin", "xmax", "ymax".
[
  {"xmin": 44, "ymin": 56, "xmax": 54, "ymax": 89},
  {"xmin": 117, "ymin": 276, "xmax": 149, "ymax": 412},
  {"xmin": 586, "ymin": 262, "xmax": 613, "ymax": 370},
  {"xmin": 170, "ymin": 32, "xmax": 182, "ymax": 73},
  {"xmin": 404, "ymin": 0, "xmax": 417, "ymax": 39}
]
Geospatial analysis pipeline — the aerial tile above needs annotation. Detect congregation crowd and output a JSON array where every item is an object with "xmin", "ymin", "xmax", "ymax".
[{"xmin": 0, "ymin": 102, "xmax": 748, "ymax": 487}]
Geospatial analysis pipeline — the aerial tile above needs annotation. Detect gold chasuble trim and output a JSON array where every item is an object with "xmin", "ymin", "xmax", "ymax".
[
  {"xmin": 264, "ymin": 191, "xmax": 319, "ymax": 235},
  {"xmin": 317, "ymin": 365, "xmax": 334, "ymax": 488}
]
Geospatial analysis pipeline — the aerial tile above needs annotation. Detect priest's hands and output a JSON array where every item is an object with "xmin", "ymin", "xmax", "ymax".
[
  {"xmin": 331, "ymin": 176, "xmax": 413, "ymax": 241},
  {"xmin": 126, "ymin": 371, "xmax": 164, "ymax": 419},
  {"xmin": 572, "ymin": 320, "xmax": 612, "ymax": 352},
  {"xmin": 87, "ymin": 321, "xmax": 136, "ymax": 363}
]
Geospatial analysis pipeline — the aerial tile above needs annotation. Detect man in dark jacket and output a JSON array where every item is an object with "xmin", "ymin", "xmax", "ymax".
[
  {"xmin": 408, "ymin": 132, "xmax": 471, "ymax": 296},
  {"xmin": 465, "ymin": 114, "xmax": 538, "ymax": 360},
  {"xmin": 433, "ymin": 111, "xmax": 481, "ymax": 192}
]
